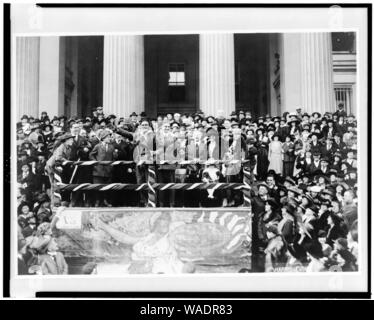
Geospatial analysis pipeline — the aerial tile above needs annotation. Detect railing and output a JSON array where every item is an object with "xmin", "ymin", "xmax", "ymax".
[{"xmin": 53, "ymin": 160, "xmax": 253, "ymax": 208}]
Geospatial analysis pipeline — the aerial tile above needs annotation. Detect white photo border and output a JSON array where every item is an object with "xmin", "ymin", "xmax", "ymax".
[{"xmin": 8, "ymin": 3, "xmax": 370, "ymax": 298}]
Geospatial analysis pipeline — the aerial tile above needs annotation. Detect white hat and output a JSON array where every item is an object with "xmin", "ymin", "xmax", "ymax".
[{"xmin": 310, "ymin": 185, "xmax": 322, "ymax": 193}]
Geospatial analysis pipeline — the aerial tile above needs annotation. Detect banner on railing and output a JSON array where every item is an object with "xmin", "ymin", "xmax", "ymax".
[{"xmin": 55, "ymin": 208, "xmax": 252, "ymax": 274}]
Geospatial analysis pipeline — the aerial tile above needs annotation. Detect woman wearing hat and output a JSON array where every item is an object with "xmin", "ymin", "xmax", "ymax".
[
  {"xmin": 335, "ymin": 115, "xmax": 347, "ymax": 136},
  {"xmin": 244, "ymin": 136, "xmax": 258, "ymax": 184},
  {"xmin": 262, "ymin": 199, "xmax": 281, "ymax": 226},
  {"xmin": 309, "ymin": 132, "xmax": 322, "ymax": 156},
  {"xmin": 256, "ymin": 136, "xmax": 270, "ymax": 180},
  {"xmin": 264, "ymin": 225, "xmax": 288, "ymax": 272},
  {"xmin": 344, "ymin": 149, "xmax": 357, "ymax": 168},
  {"xmin": 332, "ymin": 246, "xmax": 357, "ymax": 272},
  {"xmin": 278, "ymin": 203, "xmax": 297, "ymax": 244},
  {"xmin": 278, "ymin": 118, "xmax": 290, "ymax": 142},
  {"xmin": 300, "ymin": 193, "xmax": 314, "ymax": 210},
  {"xmin": 268, "ymin": 134, "xmax": 283, "ymax": 175},
  {"xmin": 322, "ymin": 119, "xmax": 336, "ymax": 139},
  {"xmin": 42, "ymin": 123, "xmax": 54, "ymax": 145},
  {"xmin": 304, "ymin": 241, "xmax": 326, "ymax": 272},
  {"xmin": 330, "ymin": 152, "xmax": 342, "ymax": 172},
  {"xmin": 333, "ymin": 132, "xmax": 346, "ymax": 152},
  {"xmin": 311, "ymin": 111, "xmax": 321, "ymax": 121},
  {"xmin": 282, "ymin": 135, "xmax": 295, "ymax": 177},
  {"xmin": 255, "ymin": 128, "xmax": 264, "ymax": 142},
  {"xmin": 289, "ymin": 119, "xmax": 300, "ymax": 136},
  {"xmin": 325, "ymin": 212, "xmax": 348, "ymax": 248},
  {"xmin": 17, "ymin": 162, "xmax": 37, "ymax": 203}
]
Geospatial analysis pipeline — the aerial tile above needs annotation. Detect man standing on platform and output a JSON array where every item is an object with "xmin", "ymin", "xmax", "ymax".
[
  {"xmin": 45, "ymin": 133, "xmax": 75, "ymax": 207},
  {"xmin": 89, "ymin": 129, "xmax": 115, "ymax": 207},
  {"xmin": 133, "ymin": 120, "xmax": 155, "ymax": 207},
  {"xmin": 69, "ymin": 122, "xmax": 92, "ymax": 206}
]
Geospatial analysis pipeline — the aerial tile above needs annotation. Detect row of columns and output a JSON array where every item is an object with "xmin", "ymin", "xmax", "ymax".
[
  {"xmin": 16, "ymin": 33, "xmax": 335, "ymax": 119},
  {"xmin": 16, "ymin": 37, "xmax": 64, "ymax": 118}
]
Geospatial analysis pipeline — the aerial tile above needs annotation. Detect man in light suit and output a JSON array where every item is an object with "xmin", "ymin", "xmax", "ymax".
[{"xmin": 39, "ymin": 238, "xmax": 68, "ymax": 275}]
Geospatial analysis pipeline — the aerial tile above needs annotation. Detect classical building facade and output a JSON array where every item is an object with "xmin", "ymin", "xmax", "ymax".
[{"xmin": 16, "ymin": 32, "xmax": 356, "ymax": 119}]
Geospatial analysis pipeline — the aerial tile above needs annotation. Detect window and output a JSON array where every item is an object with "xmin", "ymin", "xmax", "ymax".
[
  {"xmin": 334, "ymin": 85, "xmax": 353, "ymax": 114},
  {"xmin": 168, "ymin": 63, "xmax": 185, "ymax": 86},
  {"xmin": 331, "ymin": 32, "xmax": 356, "ymax": 53},
  {"xmin": 168, "ymin": 63, "xmax": 186, "ymax": 102}
]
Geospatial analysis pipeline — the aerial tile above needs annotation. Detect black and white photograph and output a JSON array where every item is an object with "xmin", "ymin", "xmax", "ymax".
[{"xmin": 6, "ymin": 3, "xmax": 370, "ymax": 297}]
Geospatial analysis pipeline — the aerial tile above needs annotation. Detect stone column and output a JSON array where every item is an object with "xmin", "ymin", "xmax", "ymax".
[
  {"xmin": 300, "ymin": 33, "xmax": 334, "ymax": 113},
  {"xmin": 103, "ymin": 35, "xmax": 144, "ymax": 117},
  {"xmin": 38, "ymin": 36, "xmax": 66, "ymax": 118},
  {"xmin": 279, "ymin": 33, "xmax": 302, "ymax": 114},
  {"xmin": 16, "ymin": 37, "xmax": 40, "ymax": 118},
  {"xmin": 199, "ymin": 34, "xmax": 236, "ymax": 117}
]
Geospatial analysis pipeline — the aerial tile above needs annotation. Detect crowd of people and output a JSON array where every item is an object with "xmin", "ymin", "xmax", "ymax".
[{"xmin": 16, "ymin": 102, "xmax": 359, "ymax": 274}]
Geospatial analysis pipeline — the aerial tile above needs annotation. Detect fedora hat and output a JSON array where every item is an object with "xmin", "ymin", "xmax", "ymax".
[
  {"xmin": 58, "ymin": 133, "xmax": 74, "ymax": 142},
  {"xmin": 288, "ymin": 186, "xmax": 302, "ymax": 196},
  {"xmin": 284, "ymin": 176, "xmax": 296, "ymax": 186}
]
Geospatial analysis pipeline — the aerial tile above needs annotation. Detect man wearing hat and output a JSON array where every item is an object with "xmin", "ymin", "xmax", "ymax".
[
  {"xmin": 333, "ymin": 102, "xmax": 347, "ymax": 119},
  {"xmin": 310, "ymin": 152, "xmax": 322, "ymax": 174},
  {"xmin": 344, "ymin": 149, "xmax": 357, "ymax": 168},
  {"xmin": 45, "ymin": 133, "xmax": 75, "ymax": 205},
  {"xmin": 333, "ymin": 132, "xmax": 346, "ymax": 152},
  {"xmin": 321, "ymin": 138, "xmax": 336, "ymax": 161},
  {"xmin": 319, "ymin": 156, "xmax": 330, "ymax": 174},
  {"xmin": 17, "ymin": 163, "xmax": 36, "ymax": 203},
  {"xmin": 264, "ymin": 115, "xmax": 273, "ymax": 127},
  {"xmin": 96, "ymin": 106, "xmax": 104, "ymax": 116},
  {"xmin": 301, "ymin": 112, "xmax": 310, "ymax": 126},
  {"xmin": 341, "ymin": 189, "xmax": 357, "ymax": 230},
  {"xmin": 244, "ymin": 137, "xmax": 258, "ymax": 184},
  {"xmin": 34, "ymin": 151, "xmax": 49, "ymax": 193},
  {"xmin": 155, "ymin": 122, "xmax": 178, "ymax": 208},
  {"xmin": 106, "ymin": 114, "xmax": 117, "ymax": 128},
  {"xmin": 89, "ymin": 129, "xmax": 115, "ymax": 207},
  {"xmin": 283, "ymin": 176, "xmax": 296, "ymax": 188},
  {"xmin": 346, "ymin": 114, "xmax": 357, "ymax": 127},
  {"xmin": 321, "ymin": 187, "xmax": 336, "ymax": 201},
  {"xmin": 130, "ymin": 111, "xmax": 138, "ymax": 124},
  {"xmin": 17, "ymin": 150, "xmax": 30, "ymax": 172},
  {"xmin": 278, "ymin": 118, "xmax": 290, "ymax": 142},
  {"xmin": 282, "ymin": 134, "xmax": 295, "ymax": 177},
  {"xmin": 265, "ymin": 173, "xmax": 280, "ymax": 202},
  {"xmin": 309, "ymin": 185, "xmax": 322, "ymax": 205},
  {"xmin": 67, "ymin": 122, "xmax": 92, "ymax": 204},
  {"xmin": 309, "ymin": 131, "xmax": 322, "ymax": 155},
  {"xmin": 295, "ymin": 107, "xmax": 303, "ymax": 119},
  {"xmin": 229, "ymin": 111, "xmax": 237, "ymax": 120},
  {"xmin": 251, "ymin": 182, "xmax": 275, "ymax": 272}
]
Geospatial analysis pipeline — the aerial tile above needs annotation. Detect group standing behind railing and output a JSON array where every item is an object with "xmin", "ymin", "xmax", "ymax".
[{"xmin": 17, "ymin": 104, "xmax": 359, "ymax": 274}]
